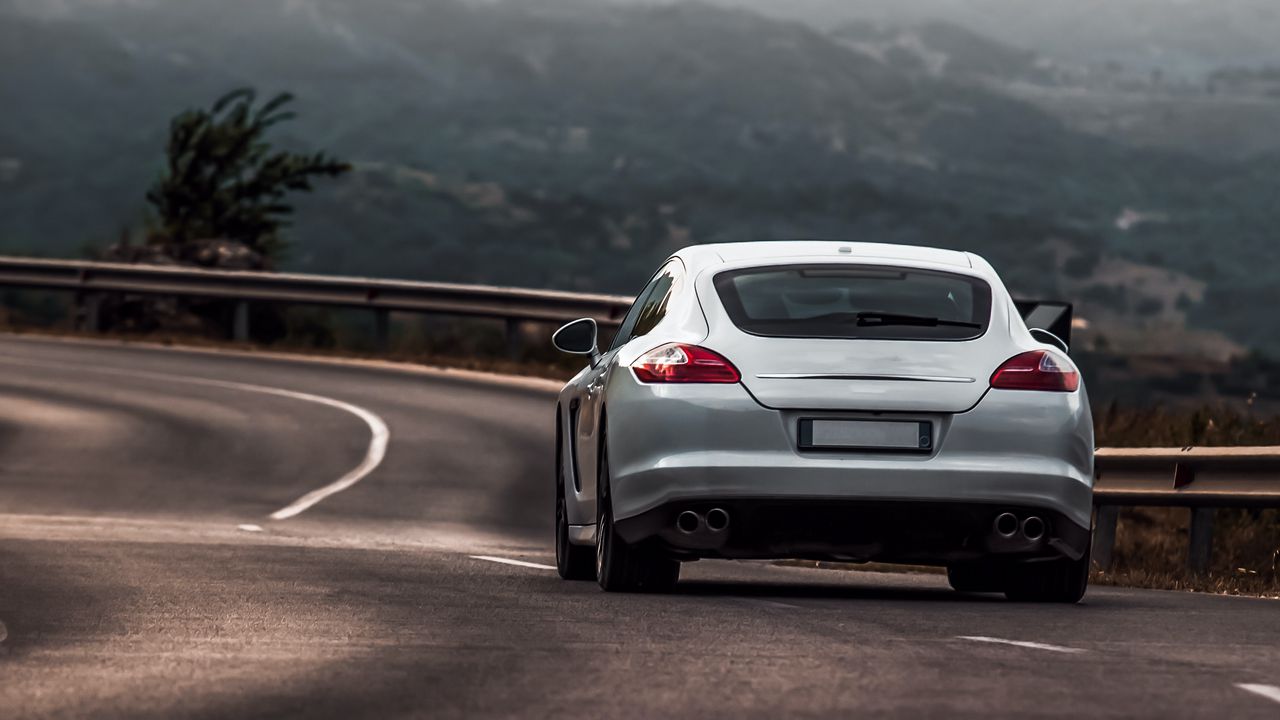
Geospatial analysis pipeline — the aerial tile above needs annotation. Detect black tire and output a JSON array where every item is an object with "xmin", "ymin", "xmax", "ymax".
[
  {"xmin": 1003, "ymin": 544, "xmax": 1091, "ymax": 604},
  {"xmin": 595, "ymin": 442, "xmax": 679, "ymax": 593},
  {"xmin": 555, "ymin": 419, "xmax": 595, "ymax": 581},
  {"xmin": 947, "ymin": 563, "xmax": 1006, "ymax": 593}
]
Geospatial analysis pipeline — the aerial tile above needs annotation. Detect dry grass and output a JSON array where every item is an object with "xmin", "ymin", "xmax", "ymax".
[
  {"xmin": 1095, "ymin": 402, "xmax": 1280, "ymax": 448},
  {"xmin": 1091, "ymin": 507, "xmax": 1280, "ymax": 598}
]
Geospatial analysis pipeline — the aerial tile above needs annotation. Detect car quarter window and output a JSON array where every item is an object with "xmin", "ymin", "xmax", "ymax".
[
  {"xmin": 610, "ymin": 270, "xmax": 663, "ymax": 352},
  {"xmin": 610, "ymin": 260, "xmax": 682, "ymax": 352}
]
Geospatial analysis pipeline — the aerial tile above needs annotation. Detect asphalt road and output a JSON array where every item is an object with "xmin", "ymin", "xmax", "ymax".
[{"xmin": 1, "ymin": 334, "xmax": 1278, "ymax": 719}]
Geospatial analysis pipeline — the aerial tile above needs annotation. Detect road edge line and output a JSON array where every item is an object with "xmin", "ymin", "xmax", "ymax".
[
  {"xmin": 1236, "ymin": 684, "xmax": 1280, "ymax": 705},
  {"xmin": 0, "ymin": 355, "xmax": 390, "ymax": 521},
  {"xmin": 471, "ymin": 555, "xmax": 557, "ymax": 571}
]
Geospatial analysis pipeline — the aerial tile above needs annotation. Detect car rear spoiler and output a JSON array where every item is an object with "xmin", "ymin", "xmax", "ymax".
[{"xmin": 1014, "ymin": 300, "xmax": 1073, "ymax": 351}]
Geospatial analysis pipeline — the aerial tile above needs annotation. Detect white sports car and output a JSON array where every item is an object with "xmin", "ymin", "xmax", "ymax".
[{"xmin": 552, "ymin": 242, "xmax": 1094, "ymax": 602}]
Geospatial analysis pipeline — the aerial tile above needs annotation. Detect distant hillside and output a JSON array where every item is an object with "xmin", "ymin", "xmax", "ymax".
[
  {"xmin": 1, "ymin": 0, "xmax": 1278, "ymax": 354},
  {"xmin": 831, "ymin": 19, "xmax": 1047, "ymax": 83},
  {"xmin": 716, "ymin": 0, "xmax": 1280, "ymax": 78}
]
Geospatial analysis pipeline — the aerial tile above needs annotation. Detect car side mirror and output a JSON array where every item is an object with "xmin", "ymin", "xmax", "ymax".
[
  {"xmin": 552, "ymin": 318, "xmax": 600, "ymax": 364},
  {"xmin": 1029, "ymin": 327, "xmax": 1069, "ymax": 353}
]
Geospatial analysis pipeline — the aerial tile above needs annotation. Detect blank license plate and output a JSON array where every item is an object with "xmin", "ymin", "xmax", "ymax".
[{"xmin": 799, "ymin": 419, "xmax": 932, "ymax": 452}]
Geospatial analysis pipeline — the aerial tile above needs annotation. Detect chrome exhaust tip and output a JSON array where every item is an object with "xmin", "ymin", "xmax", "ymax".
[
  {"xmin": 994, "ymin": 512, "xmax": 1019, "ymax": 538},
  {"xmin": 676, "ymin": 511, "xmax": 701, "ymax": 534},
  {"xmin": 1022, "ymin": 516, "xmax": 1046, "ymax": 542},
  {"xmin": 705, "ymin": 508, "xmax": 730, "ymax": 533}
]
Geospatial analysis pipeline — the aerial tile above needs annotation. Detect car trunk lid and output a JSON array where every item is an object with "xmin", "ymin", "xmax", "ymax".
[
  {"xmin": 700, "ymin": 260, "xmax": 1009, "ymax": 413},
  {"xmin": 729, "ymin": 337, "xmax": 994, "ymax": 413}
]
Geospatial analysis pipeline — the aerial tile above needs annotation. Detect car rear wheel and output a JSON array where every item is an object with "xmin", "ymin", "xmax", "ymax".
[
  {"xmin": 595, "ymin": 443, "xmax": 679, "ymax": 593},
  {"xmin": 1003, "ymin": 544, "xmax": 1091, "ymax": 604}
]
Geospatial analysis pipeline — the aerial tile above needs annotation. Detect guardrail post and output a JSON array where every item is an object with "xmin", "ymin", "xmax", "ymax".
[
  {"xmin": 232, "ymin": 301, "xmax": 250, "ymax": 343},
  {"xmin": 77, "ymin": 293, "xmax": 103, "ymax": 333},
  {"xmin": 1188, "ymin": 507, "xmax": 1215, "ymax": 574},
  {"xmin": 1093, "ymin": 505, "xmax": 1120, "ymax": 571},
  {"xmin": 374, "ymin": 309, "xmax": 391, "ymax": 352},
  {"xmin": 505, "ymin": 318, "xmax": 523, "ymax": 360}
]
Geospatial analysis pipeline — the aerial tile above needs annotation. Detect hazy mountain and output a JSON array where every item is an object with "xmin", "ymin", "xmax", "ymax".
[
  {"xmin": 1, "ymin": 0, "xmax": 1277, "ymax": 353},
  {"xmin": 709, "ymin": 0, "xmax": 1280, "ymax": 78}
]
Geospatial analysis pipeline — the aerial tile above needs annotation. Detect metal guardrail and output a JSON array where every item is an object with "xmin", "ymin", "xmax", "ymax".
[
  {"xmin": 1093, "ymin": 448, "xmax": 1280, "ymax": 573},
  {"xmin": 0, "ymin": 255, "xmax": 633, "ymax": 350},
  {"xmin": 2, "ymin": 255, "xmax": 1277, "ymax": 573},
  {"xmin": 1095, "ymin": 446, "xmax": 1280, "ymax": 507}
]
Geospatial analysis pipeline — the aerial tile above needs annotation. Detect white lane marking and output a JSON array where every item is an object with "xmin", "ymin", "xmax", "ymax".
[
  {"xmin": 1236, "ymin": 684, "xmax": 1280, "ymax": 705},
  {"xmin": 0, "ymin": 619, "xmax": 8, "ymax": 643},
  {"xmin": 262, "ymin": 390, "xmax": 388, "ymax": 520},
  {"xmin": 471, "ymin": 555, "xmax": 557, "ymax": 571},
  {"xmin": 956, "ymin": 636, "xmax": 1086, "ymax": 654},
  {"xmin": 238, "ymin": 524, "xmax": 265, "ymax": 532},
  {"xmin": 0, "ymin": 355, "xmax": 389, "ymax": 521}
]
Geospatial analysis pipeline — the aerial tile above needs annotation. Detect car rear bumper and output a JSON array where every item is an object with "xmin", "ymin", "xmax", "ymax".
[
  {"xmin": 614, "ymin": 497, "xmax": 1091, "ymax": 564},
  {"xmin": 611, "ymin": 445, "xmax": 1093, "ymax": 519},
  {"xmin": 603, "ymin": 380, "xmax": 1094, "ymax": 563}
]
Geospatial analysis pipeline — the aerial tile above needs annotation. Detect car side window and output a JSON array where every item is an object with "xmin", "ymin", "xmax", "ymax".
[
  {"xmin": 610, "ymin": 275, "xmax": 663, "ymax": 353},
  {"xmin": 609, "ymin": 260, "xmax": 681, "ymax": 352},
  {"xmin": 629, "ymin": 269, "xmax": 676, "ymax": 340}
]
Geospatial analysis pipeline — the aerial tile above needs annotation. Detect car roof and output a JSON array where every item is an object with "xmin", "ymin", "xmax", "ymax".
[{"xmin": 678, "ymin": 241, "xmax": 974, "ymax": 271}]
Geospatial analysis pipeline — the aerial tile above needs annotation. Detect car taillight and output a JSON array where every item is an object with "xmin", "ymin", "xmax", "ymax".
[
  {"xmin": 631, "ymin": 343, "xmax": 741, "ymax": 384},
  {"xmin": 990, "ymin": 350, "xmax": 1079, "ymax": 392}
]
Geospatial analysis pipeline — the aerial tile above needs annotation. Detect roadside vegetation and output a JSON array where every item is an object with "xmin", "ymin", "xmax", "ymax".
[
  {"xmin": 1095, "ymin": 402, "xmax": 1280, "ymax": 447},
  {"xmin": 139, "ymin": 88, "xmax": 350, "ymax": 266},
  {"xmin": 92, "ymin": 88, "xmax": 349, "ymax": 339},
  {"xmin": 1093, "ymin": 507, "xmax": 1278, "ymax": 597}
]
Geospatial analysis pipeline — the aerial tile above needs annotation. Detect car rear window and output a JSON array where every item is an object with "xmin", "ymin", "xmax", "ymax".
[{"xmin": 713, "ymin": 264, "xmax": 992, "ymax": 340}]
